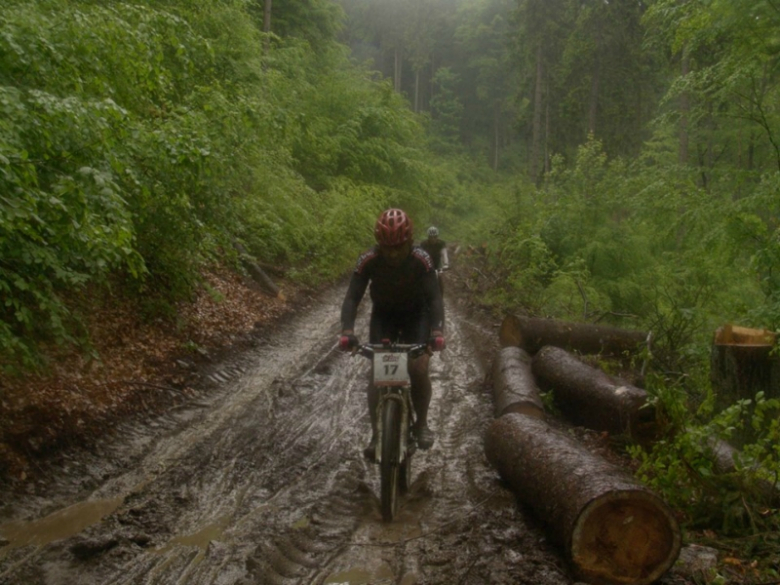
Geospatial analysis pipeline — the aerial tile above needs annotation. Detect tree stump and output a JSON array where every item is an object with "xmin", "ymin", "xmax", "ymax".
[
  {"xmin": 532, "ymin": 345, "xmax": 655, "ymax": 439},
  {"xmin": 491, "ymin": 346, "xmax": 544, "ymax": 419},
  {"xmin": 710, "ymin": 324, "xmax": 779, "ymax": 402},
  {"xmin": 485, "ymin": 413, "xmax": 681, "ymax": 585},
  {"xmin": 711, "ymin": 324, "xmax": 780, "ymax": 446},
  {"xmin": 499, "ymin": 314, "xmax": 650, "ymax": 357}
]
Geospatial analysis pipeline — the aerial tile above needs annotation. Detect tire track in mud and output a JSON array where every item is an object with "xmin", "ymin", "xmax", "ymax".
[{"xmin": 0, "ymin": 286, "xmax": 573, "ymax": 585}]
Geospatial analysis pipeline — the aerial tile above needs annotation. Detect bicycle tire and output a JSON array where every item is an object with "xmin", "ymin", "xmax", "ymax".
[{"xmin": 380, "ymin": 399, "xmax": 402, "ymax": 522}]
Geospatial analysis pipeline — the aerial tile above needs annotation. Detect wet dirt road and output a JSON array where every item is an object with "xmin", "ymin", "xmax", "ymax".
[{"xmin": 0, "ymin": 287, "xmax": 572, "ymax": 585}]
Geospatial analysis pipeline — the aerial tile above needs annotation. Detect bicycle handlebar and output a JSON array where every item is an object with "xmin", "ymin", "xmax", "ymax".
[{"xmin": 357, "ymin": 342, "xmax": 428, "ymax": 360}]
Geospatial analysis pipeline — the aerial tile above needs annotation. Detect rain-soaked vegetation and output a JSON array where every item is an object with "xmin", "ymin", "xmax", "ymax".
[{"xmin": 2, "ymin": 0, "xmax": 780, "ymax": 581}]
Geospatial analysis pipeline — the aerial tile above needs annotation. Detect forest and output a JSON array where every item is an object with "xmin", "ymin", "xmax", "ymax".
[{"xmin": 1, "ymin": 0, "xmax": 779, "ymax": 581}]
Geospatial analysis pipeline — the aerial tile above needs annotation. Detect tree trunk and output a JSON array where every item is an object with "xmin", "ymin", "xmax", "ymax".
[
  {"xmin": 544, "ymin": 74, "xmax": 550, "ymax": 175},
  {"xmin": 492, "ymin": 347, "xmax": 544, "ymax": 419},
  {"xmin": 263, "ymin": 0, "xmax": 272, "ymax": 33},
  {"xmin": 588, "ymin": 55, "xmax": 600, "ymax": 136},
  {"xmin": 485, "ymin": 414, "xmax": 681, "ymax": 585},
  {"xmin": 531, "ymin": 41, "xmax": 544, "ymax": 181},
  {"xmin": 532, "ymin": 346, "xmax": 655, "ymax": 439},
  {"xmin": 233, "ymin": 242, "xmax": 281, "ymax": 298},
  {"xmin": 499, "ymin": 314, "xmax": 650, "ymax": 357},
  {"xmin": 262, "ymin": 0, "xmax": 272, "ymax": 55},
  {"xmin": 710, "ymin": 324, "xmax": 780, "ymax": 446},
  {"xmin": 679, "ymin": 46, "xmax": 690, "ymax": 165},
  {"xmin": 414, "ymin": 69, "xmax": 420, "ymax": 112},
  {"xmin": 711, "ymin": 324, "xmax": 778, "ymax": 402},
  {"xmin": 493, "ymin": 100, "xmax": 500, "ymax": 171},
  {"xmin": 394, "ymin": 47, "xmax": 402, "ymax": 93}
]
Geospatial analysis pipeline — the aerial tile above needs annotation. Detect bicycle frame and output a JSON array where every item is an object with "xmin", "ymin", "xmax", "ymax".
[
  {"xmin": 358, "ymin": 342, "xmax": 426, "ymax": 521},
  {"xmin": 360, "ymin": 343, "xmax": 425, "ymax": 463}
]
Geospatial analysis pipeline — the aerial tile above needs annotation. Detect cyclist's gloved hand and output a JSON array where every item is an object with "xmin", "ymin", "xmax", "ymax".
[
  {"xmin": 339, "ymin": 331, "xmax": 359, "ymax": 351},
  {"xmin": 429, "ymin": 330, "xmax": 446, "ymax": 351}
]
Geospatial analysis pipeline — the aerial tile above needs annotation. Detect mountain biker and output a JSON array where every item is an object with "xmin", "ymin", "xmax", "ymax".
[
  {"xmin": 339, "ymin": 209, "xmax": 445, "ymax": 459},
  {"xmin": 420, "ymin": 226, "xmax": 449, "ymax": 271},
  {"xmin": 420, "ymin": 226, "xmax": 449, "ymax": 294}
]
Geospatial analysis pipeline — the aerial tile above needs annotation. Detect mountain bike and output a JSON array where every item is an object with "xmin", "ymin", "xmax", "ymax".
[{"xmin": 358, "ymin": 342, "xmax": 428, "ymax": 522}]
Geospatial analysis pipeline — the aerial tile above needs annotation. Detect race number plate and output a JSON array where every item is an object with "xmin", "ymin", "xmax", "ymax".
[{"xmin": 373, "ymin": 352, "xmax": 410, "ymax": 386}]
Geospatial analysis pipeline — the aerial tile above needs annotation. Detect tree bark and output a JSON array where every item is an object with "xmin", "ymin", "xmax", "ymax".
[
  {"xmin": 485, "ymin": 413, "xmax": 681, "ymax": 585},
  {"xmin": 492, "ymin": 347, "xmax": 544, "ymax": 419},
  {"xmin": 532, "ymin": 346, "xmax": 655, "ymax": 439},
  {"xmin": 499, "ymin": 314, "xmax": 650, "ymax": 357}
]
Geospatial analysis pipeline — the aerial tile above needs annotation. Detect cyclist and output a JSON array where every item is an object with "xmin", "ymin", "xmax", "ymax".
[
  {"xmin": 421, "ymin": 226, "xmax": 449, "ymax": 302},
  {"xmin": 339, "ymin": 209, "xmax": 445, "ymax": 459},
  {"xmin": 420, "ymin": 226, "xmax": 449, "ymax": 272}
]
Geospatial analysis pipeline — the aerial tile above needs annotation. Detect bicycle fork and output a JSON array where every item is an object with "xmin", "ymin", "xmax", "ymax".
[{"xmin": 374, "ymin": 389, "xmax": 413, "ymax": 464}]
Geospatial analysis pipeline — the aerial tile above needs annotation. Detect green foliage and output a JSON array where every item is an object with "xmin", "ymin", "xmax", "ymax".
[
  {"xmin": 630, "ymin": 386, "xmax": 780, "ymax": 535},
  {"xmin": 469, "ymin": 133, "xmax": 780, "ymax": 545},
  {"xmin": 429, "ymin": 67, "xmax": 464, "ymax": 150},
  {"xmin": 0, "ymin": 0, "xmax": 441, "ymax": 369}
]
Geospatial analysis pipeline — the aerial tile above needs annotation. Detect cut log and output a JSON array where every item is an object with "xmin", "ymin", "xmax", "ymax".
[
  {"xmin": 233, "ymin": 242, "xmax": 281, "ymax": 298},
  {"xmin": 707, "ymin": 437, "xmax": 739, "ymax": 475},
  {"xmin": 491, "ymin": 347, "xmax": 544, "ymax": 419},
  {"xmin": 532, "ymin": 346, "xmax": 655, "ymax": 439},
  {"xmin": 705, "ymin": 436, "xmax": 780, "ymax": 505},
  {"xmin": 485, "ymin": 413, "xmax": 681, "ymax": 585},
  {"xmin": 499, "ymin": 314, "xmax": 650, "ymax": 357}
]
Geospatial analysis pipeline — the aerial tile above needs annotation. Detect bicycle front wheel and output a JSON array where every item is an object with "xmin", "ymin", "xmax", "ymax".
[
  {"xmin": 399, "ymin": 454, "xmax": 412, "ymax": 495},
  {"xmin": 380, "ymin": 399, "xmax": 402, "ymax": 522}
]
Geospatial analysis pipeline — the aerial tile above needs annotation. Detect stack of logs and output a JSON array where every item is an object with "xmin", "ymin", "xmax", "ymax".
[{"xmin": 486, "ymin": 315, "xmax": 681, "ymax": 585}]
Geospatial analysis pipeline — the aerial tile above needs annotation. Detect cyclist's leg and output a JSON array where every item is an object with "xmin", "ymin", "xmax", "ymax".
[
  {"xmin": 409, "ymin": 354, "xmax": 431, "ymax": 426},
  {"xmin": 403, "ymin": 312, "xmax": 435, "ymax": 448}
]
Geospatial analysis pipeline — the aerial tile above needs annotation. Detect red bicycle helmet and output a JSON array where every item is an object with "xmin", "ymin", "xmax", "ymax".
[{"xmin": 374, "ymin": 208, "xmax": 413, "ymax": 246}]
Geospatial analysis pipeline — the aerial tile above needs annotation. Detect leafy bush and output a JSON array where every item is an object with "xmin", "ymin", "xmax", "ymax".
[
  {"xmin": 630, "ymin": 386, "xmax": 780, "ymax": 535},
  {"xmin": 0, "ymin": 0, "xmax": 443, "ymax": 369}
]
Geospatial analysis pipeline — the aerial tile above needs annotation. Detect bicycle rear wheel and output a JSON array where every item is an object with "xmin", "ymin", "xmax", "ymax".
[{"xmin": 380, "ymin": 399, "xmax": 402, "ymax": 522}]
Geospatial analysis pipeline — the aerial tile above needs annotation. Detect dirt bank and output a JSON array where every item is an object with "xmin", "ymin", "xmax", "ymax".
[{"xmin": 0, "ymin": 267, "xmax": 309, "ymax": 484}]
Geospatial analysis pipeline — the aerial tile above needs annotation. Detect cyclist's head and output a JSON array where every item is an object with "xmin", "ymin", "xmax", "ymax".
[
  {"xmin": 375, "ymin": 208, "xmax": 413, "ymax": 246},
  {"xmin": 427, "ymin": 226, "xmax": 439, "ymax": 239},
  {"xmin": 375, "ymin": 209, "xmax": 413, "ymax": 267}
]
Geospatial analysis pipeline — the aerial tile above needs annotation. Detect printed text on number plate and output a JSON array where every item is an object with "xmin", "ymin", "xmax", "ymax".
[{"xmin": 373, "ymin": 352, "xmax": 410, "ymax": 386}]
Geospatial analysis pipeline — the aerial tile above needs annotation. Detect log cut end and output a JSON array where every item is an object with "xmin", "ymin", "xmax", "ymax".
[{"xmin": 571, "ymin": 490, "xmax": 681, "ymax": 585}]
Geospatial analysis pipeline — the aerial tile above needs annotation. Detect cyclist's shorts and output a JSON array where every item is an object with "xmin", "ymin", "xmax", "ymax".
[{"xmin": 369, "ymin": 309, "xmax": 430, "ymax": 344}]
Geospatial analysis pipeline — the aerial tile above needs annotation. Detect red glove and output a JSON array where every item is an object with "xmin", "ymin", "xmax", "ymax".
[
  {"xmin": 339, "ymin": 333, "xmax": 359, "ymax": 351},
  {"xmin": 429, "ymin": 332, "xmax": 446, "ymax": 351}
]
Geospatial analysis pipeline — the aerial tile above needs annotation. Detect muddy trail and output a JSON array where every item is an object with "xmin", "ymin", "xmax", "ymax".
[{"xmin": 0, "ymin": 284, "xmax": 573, "ymax": 585}]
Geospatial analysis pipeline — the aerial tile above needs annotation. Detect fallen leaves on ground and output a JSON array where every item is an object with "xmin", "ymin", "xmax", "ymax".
[{"xmin": 0, "ymin": 266, "xmax": 303, "ymax": 480}]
